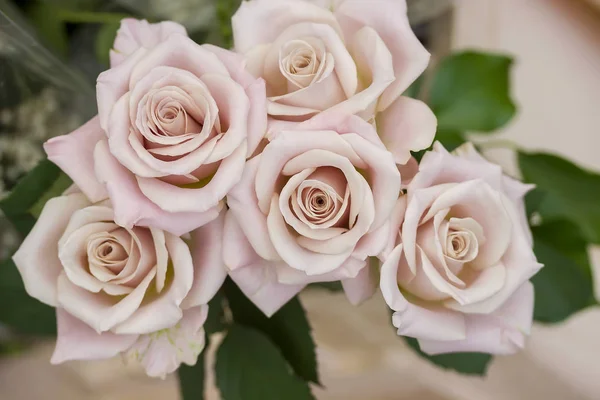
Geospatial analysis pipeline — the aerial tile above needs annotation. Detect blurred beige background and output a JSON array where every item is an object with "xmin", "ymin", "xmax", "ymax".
[{"xmin": 1, "ymin": 0, "xmax": 600, "ymax": 399}]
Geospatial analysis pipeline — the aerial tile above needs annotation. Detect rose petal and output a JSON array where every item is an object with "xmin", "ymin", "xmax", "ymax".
[
  {"xmin": 335, "ymin": 0, "xmax": 430, "ymax": 110},
  {"xmin": 380, "ymin": 244, "xmax": 466, "ymax": 341},
  {"xmin": 377, "ymin": 96, "xmax": 437, "ymax": 165},
  {"xmin": 111, "ymin": 19, "xmax": 187, "ymax": 67},
  {"xmin": 95, "ymin": 139, "xmax": 221, "ymax": 236},
  {"xmin": 44, "ymin": 117, "xmax": 108, "ymax": 202},
  {"xmin": 418, "ymin": 282, "xmax": 534, "ymax": 355},
  {"xmin": 182, "ymin": 210, "xmax": 228, "ymax": 309},
  {"xmin": 223, "ymin": 211, "xmax": 304, "ymax": 316},
  {"xmin": 341, "ymin": 258, "xmax": 378, "ymax": 305},
  {"xmin": 232, "ymin": 0, "xmax": 341, "ymax": 53},
  {"xmin": 125, "ymin": 306, "xmax": 208, "ymax": 379},
  {"xmin": 114, "ymin": 233, "xmax": 193, "ymax": 335},
  {"xmin": 51, "ymin": 308, "xmax": 138, "ymax": 364},
  {"xmin": 12, "ymin": 193, "xmax": 90, "ymax": 307}
]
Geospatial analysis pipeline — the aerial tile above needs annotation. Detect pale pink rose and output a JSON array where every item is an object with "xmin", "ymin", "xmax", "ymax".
[
  {"xmin": 12, "ymin": 192, "xmax": 226, "ymax": 377},
  {"xmin": 110, "ymin": 19, "xmax": 188, "ymax": 67},
  {"xmin": 380, "ymin": 143, "xmax": 543, "ymax": 355},
  {"xmin": 225, "ymin": 113, "xmax": 400, "ymax": 315},
  {"xmin": 44, "ymin": 28, "xmax": 267, "ymax": 236},
  {"xmin": 232, "ymin": 0, "xmax": 435, "ymax": 163}
]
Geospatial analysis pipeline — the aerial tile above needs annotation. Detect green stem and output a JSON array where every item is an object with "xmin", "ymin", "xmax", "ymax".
[{"xmin": 57, "ymin": 10, "xmax": 129, "ymax": 25}]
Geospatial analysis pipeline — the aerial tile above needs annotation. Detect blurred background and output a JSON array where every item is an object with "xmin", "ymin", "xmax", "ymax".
[{"xmin": 0, "ymin": 0, "xmax": 599, "ymax": 399}]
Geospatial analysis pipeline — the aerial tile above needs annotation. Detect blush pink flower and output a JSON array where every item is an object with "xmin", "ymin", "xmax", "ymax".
[
  {"xmin": 380, "ymin": 143, "xmax": 543, "ymax": 355},
  {"xmin": 44, "ymin": 19, "xmax": 267, "ymax": 236},
  {"xmin": 12, "ymin": 191, "xmax": 226, "ymax": 378},
  {"xmin": 231, "ymin": 0, "xmax": 436, "ymax": 164},
  {"xmin": 224, "ymin": 113, "xmax": 400, "ymax": 316}
]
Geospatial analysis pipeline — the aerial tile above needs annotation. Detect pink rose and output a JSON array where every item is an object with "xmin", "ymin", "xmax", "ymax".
[
  {"xmin": 110, "ymin": 19, "xmax": 188, "ymax": 67},
  {"xmin": 224, "ymin": 113, "xmax": 400, "ymax": 316},
  {"xmin": 12, "ymin": 191, "xmax": 226, "ymax": 377},
  {"xmin": 232, "ymin": 0, "xmax": 435, "ymax": 163},
  {"xmin": 380, "ymin": 143, "xmax": 543, "ymax": 355},
  {"xmin": 44, "ymin": 20, "xmax": 267, "ymax": 236}
]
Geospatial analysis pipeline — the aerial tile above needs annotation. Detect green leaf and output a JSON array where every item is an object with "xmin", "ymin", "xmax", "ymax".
[
  {"xmin": 205, "ymin": 290, "xmax": 227, "ymax": 335},
  {"xmin": 0, "ymin": 258, "xmax": 56, "ymax": 335},
  {"xmin": 518, "ymin": 152, "xmax": 600, "ymax": 244},
  {"xmin": 0, "ymin": 159, "xmax": 68, "ymax": 237},
  {"xmin": 29, "ymin": 172, "xmax": 72, "ymax": 219},
  {"xmin": 178, "ymin": 338, "xmax": 206, "ymax": 400},
  {"xmin": 531, "ymin": 220, "xmax": 596, "ymax": 323},
  {"xmin": 224, "ymin": 279, "xmax": 319, "ymax": 384},
  {"xmin": 95, "ymin": 22, "xmax": 120, "ymax": 66},
  {"xmin": 403, "ymin": 337, "xmax": 492, "ymax": 376},
  {"xmin": 216, "ymin": 325, "xmax": 315, "ymax": 400},
  {"xmin": 216, "ymin": 0, "xmax": 242, "ymax": 48},
  {"xmin": 435, "ymin": 130, "xmax": 466, "ymax": 152},
  {"xmin": 429, "ymin": 51, "xmax": 516, "ymax": 133},
  {"xmin": 27, "ymin": 3, "xmax": 69, "ymax": 56}
]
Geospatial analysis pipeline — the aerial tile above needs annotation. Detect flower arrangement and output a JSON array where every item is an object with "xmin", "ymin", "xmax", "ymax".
[{"xmin": 0, "ymin": 0, "xmax": 597, "ymax": 398}]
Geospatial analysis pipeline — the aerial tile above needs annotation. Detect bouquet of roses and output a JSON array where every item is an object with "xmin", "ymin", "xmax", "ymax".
[{"xmin": 1, "ymin": 0, "xmax": 597, "ymax": 398}]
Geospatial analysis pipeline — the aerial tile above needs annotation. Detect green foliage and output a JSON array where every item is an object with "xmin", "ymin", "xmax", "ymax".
[
  {"xmin": 429, "ymin": 51, "xmax": 516, "ymax": 133},
  {"xmin": 27, "ymin": 2, "xmax": 69, "ymax": 56},
  {"xmin": 0, "ymin": 159, "xmax": 71, "ymax": 237},
  {"xmin": 519, "ymin": 152, "xmax": 600, "ymax": 244},
  {"xmin": 0, "ymin": 258, "xmax": 56, "ymax": 335},
  {"xmin": 224, "ymin": 280, "xmax": 319, "ymax": 384},
  {"xmin": 403, "ymin": 337, "xmax": 492, "ymax": 376},
  {"xmin": 530, "ymin": 220, "xmax": 596, "ymax": 323},
  {"xmin": 215, "ymin": 325, "xmax": 315, "ymax": 400},
  {"xmin": 95, "ymin": 22, "xmax": 120, "ymax": 66},
  {"xmin": 434, "ymin": 130, "xmax": 466, "ymax": 152}
]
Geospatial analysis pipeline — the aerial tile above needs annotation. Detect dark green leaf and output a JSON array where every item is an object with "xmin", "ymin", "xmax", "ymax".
[
  {"xmin": 216, "ymin": 0, "xmax": 242, "ymax": 48},
  {"xmin": 403, "ymin": 76, "xmax": 424, "ymax": 99},
  {"xmin": 95, "ymin": 22, "xmax": 120, "ymax": 66},
  {"xmin": 29, "ymin": 172, "xmax": 72, "ymax": 219},
  {"xmin": 524, "ymin": 187, "xmax": 546, "ymax": 219},
  {"xmin": 531, "ymin": 220, "xmax": 596, "ymax": 323},
  {"xmin": 205, "ymin": 290, "xmax": 227, "ymax": 335},
  {"xmin": 519, "ymin": 152, "xmax": 600, "ymax": 244},
  {"xmin": 0, "ymin": 159, "xmax": 68, "ymax": 237},
  {"xmin": 403, "ymin": 337, "xmax": 492, "ymax": 375},
  {"xmin": 216, "ymin": 325, "xmax": 315, "ymax": 400},
  {"xmin": 224, "ymin": 279, "xmax": 319, "ymax": 384},
  {"xmin": 429, "ymin": 51, "xmax": 516, "ymax": 132},
  {"xmin": 178, "ymin": 337, "xmax": 207, "ymax": 400},
  {"xmin": 310, "ymin": 281, "xmax": 343, "ymax": 292},
  {"xmin": 27, "ymin": 3, "xmax": 69, "ymax": 56},
  {"xmin": 0, "ymin": 258, "xmax": 56, "ymax": 335},
  {"xmin": 435, "ymin": 130, "xmax": 466, "ymax": 152}
]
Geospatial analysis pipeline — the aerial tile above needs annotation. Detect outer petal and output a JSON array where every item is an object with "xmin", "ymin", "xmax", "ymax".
[
  {"xmin": 44, "ymin": 117, "xmax": 108, "ymax": 203},
  {"xmin": 328, "ymin": 26, "xmax": 395, "ymax": 118},
  {"xmin": 94, "ymin": 139, "xmax": 221, "ymax": 236},
  {"xmin": 232, "ymin": 0, "xmax": 341, "ymax": 53},
  {"xmin": 226, "ymin": 156, "xmax": 280, "ymax": 261},
  {"xmin": 111, "ymin": 19, "xmax": 187, "ymax": 67},
  {"xmin": 419, "ymin": 282, "xmax": 534, "ymax": 355},
  {"xmin": 51, "ymin": 308, "xmax": 138, "ymax": 364},
  {"xmin": 335, "ymin": 0, "xmax": 431, "ymax": 110},
  {"xmin": 97, "ymin": 49, "xmax": 147, "ymax": 131},
  {"xmin": 125, "ymin": 306, "xmax": 208, "ymax": 379},
  {"xmin": 377, "ymin": 97, "xmax": 437, "ymax": 165},
  {"xmin": 182, "ymin": 211, "xmax": 228, "ymax": 309},
  {"xmin": 224, "ymin": 210, "xmax": 304, "ymax": 317},
  {"xmin": 341, "ymin": 258, "xmax": 378, "ymax": 305},
  {"xmin": 202, "ymin": 44, "xmax": 268, "ymax": 157},
  {"xmin": 13, "ymin": 193, "xmax": 90, "ymax": 307},
  {"xmin": 380, "ymin": 244, "xmax": 466, "ymax": 341}
]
